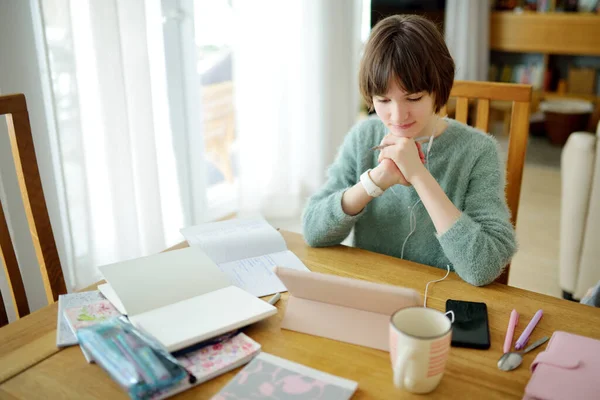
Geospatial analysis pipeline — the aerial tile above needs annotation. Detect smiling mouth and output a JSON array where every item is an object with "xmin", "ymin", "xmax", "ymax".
[{"xmin": 392, "ymin": 122, "xmax": 415, "ymax": 129}]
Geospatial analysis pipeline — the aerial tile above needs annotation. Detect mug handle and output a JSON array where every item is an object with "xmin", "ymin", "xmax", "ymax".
[
  {"xmin": 445, "ymin": 310, "xmax": 455, "ymax": 323},
  {"xmin": 393, "ymin": 347, "xmax": 415, "ymax": 389}
]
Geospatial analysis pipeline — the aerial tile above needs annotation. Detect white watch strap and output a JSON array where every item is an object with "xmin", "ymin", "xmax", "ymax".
[{"xmin": 360, "ymin": 169, "xmax": 384, "ymax": 197}]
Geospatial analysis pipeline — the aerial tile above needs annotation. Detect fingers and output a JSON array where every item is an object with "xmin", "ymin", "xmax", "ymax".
[
  {"xmin": 378, "ymin": 134, "xmax": 400, "ymax": 147},
  {"xmin": 378, "ymin": 145, "xmax": 396, "ymax": 164},
  {"xmin": 379, "ymin": 158, "xmax": 409, "ymax": 186},
  {"xmin": 378, "ymin": 134, "xmax": 409, "ymax": 147}
]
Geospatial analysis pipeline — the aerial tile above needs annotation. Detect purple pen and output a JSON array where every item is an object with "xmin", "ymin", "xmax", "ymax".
[{"xmin": 515, "ymin": 309, "xmax": 543, "ymax": 350}]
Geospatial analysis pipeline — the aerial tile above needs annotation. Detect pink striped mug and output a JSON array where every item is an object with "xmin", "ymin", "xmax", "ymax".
[{"xmin": 389, "ymin": 307, "xmax": 454, "ymax": 394}]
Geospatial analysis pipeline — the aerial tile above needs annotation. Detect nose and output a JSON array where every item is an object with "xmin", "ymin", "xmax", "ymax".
[{"xmin": 390, "ymin": 103, "xmax": 408, "ymax": 124}]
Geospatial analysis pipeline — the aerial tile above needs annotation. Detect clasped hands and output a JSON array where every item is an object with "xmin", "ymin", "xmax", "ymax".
[{"xmin": 370, "ymin": 135, "xmax": 428, "ymax": 190}]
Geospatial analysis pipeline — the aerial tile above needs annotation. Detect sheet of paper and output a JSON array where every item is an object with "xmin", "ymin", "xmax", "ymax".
[
  {"xmin": 100, "ymin": 246, "xmax": 231, "ymax": 316},
  {"xmin": 218, "ymin": 250, "xmax": 309, "ymax": 297},
  {"xmin": 180, "ymin": 217, "xmax": 287, "ymax": 264}
]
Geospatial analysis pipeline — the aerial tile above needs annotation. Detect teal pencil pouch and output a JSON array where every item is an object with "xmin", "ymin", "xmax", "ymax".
[{"xmin": 77, "ymin": 317, "xmax": 195, "ymax": 399}]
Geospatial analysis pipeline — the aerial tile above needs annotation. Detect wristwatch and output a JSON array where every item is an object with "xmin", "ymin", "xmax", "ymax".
[{"xmin": 360, "ymin": 169, "xmax": 384, "ymax": 198}]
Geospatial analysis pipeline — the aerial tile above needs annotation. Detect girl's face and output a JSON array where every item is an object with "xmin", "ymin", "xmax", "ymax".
[{"xmin": 373, "ymin": 78, "xmax": 437, "ymax": 138}]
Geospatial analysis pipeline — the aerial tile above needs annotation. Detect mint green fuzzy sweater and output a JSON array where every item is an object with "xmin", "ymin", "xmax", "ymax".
[{"xmin": 302, "ymin": 118, "xmax": 517, "ymax": 286}]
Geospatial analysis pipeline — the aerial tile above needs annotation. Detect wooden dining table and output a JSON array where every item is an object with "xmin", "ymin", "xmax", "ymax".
[{"xmin": 1, "ymin": 230, "xmax": 599, "ymax": 399}]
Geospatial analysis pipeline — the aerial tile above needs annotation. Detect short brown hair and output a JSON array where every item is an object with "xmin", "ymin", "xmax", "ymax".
[{"xmin": 359, "ymin": 15, "xmax": 455, "ymax": 113}]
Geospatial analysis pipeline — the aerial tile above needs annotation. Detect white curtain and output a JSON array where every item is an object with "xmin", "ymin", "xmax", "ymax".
[
  {"xmin": 232, "ymin": 0, "xmax": 363, "ymax": 219},
  {"xmin": 40, "ymin": 0, "xmax": 192, "ymax": 290},
  {"xmin": 444, "ymin": 0, "xmax": 490, "ymax": 81}
]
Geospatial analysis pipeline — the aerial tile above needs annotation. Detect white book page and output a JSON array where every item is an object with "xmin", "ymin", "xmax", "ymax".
[
  {"xmin": 180, "ymin": 217, "xmax": 287, "ymax": 264},
  {"xmin": 100, "ymin": 247, "xmax": 231, "ymax": 316},
  {"xmin": 218, "ymin": 250, "xmax": 309, "ymax": 297}
]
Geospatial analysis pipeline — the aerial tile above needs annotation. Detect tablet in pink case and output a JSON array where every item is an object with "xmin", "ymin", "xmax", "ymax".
[{"xmin": 274, "ymin": 266, "xmax": 421, "ymax": 351}]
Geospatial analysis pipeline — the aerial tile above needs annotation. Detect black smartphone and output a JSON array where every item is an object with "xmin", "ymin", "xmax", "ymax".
[{"xmin": 445, "ymin": 299, "xmax": 490, "ymax": 350}]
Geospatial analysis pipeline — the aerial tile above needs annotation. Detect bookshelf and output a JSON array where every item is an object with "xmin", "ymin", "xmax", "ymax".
[
  {"xmin": 489, "ymin": 11, "xmax": 600, "ymax": 118},
  {"xmin": 491, "ymin": 12, "xmax": 600, "ymax": 56}
]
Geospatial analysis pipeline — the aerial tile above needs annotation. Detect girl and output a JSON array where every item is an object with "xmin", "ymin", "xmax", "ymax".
[{"xmin": 302, "ymin": 15, "xmax": 517, "ymax": 286}]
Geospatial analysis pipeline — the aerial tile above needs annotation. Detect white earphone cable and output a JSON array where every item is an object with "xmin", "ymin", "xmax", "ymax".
[
  {"xmin": 423, "ymin": 264, "xmax": 451, "ymax": 308},
  {"xmin": 398, "ymin": 117, "xmax": 437, "ymax": 259}
]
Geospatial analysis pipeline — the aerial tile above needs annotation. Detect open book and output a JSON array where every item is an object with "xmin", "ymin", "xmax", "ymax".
[
  {"xmin": 180, "ymin": 218, "xmax": 309, "ymax": 297},
  {"xmin": 98, "ymin": 247, "xmax": 277, "ymax": 352}
]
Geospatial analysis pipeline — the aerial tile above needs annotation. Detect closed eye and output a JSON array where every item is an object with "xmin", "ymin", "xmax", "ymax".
[{"xmin": 407, "ymin": 96, "xmax": 423, "ymax": 102}]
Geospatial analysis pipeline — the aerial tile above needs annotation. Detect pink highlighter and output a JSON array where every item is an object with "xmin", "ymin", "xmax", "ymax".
[{"xmin": 503, "ymin": 309, "xmax": 519, "ymax": 353}]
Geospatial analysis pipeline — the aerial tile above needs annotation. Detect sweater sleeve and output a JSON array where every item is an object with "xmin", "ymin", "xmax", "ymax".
[
  {"xmin": 436, "ymin": 141, "xmax": 517, "ymax": 286},
  {"xmin": 302, "ymin": 125, "xmax": 367, "ymax": 247}
]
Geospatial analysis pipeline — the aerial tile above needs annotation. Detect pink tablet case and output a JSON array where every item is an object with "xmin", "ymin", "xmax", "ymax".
[
  {"xmin": 274, "ymin": 267, "xmax": 421, "ymax": 351},
  {"xmin": 523, "ymin": 331, "xmax": 600, "ymax": 400}
]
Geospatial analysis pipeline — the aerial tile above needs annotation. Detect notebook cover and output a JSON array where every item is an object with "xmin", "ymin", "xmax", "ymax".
[
  {"xmin": 129, "ymin": 286, "xmax": 277, "ymax": 352},
  {"xmin": 64, "ymin": 300, "xmax": 121, "ymax": 333},
  {"xmin": 524, "ymin": 331, "xmax": 600, "ymax": 400},
  {"xmin": 153, "ymin": 333, "xmax": 261, "ymax": 399},
  {"xmin": 211, "ymin": 352, "xmax": 357, "ymax": 400},
  {"xmin": 56, "ymin": 291, "xmax": 107, "ymax": 347},
  {"xmin": 274, "ymin": 267, "xmax": 421, "ymax": 351}
]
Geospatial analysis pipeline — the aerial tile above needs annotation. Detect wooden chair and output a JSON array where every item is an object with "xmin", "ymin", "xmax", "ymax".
[
  {"xmin": 0, "ymin": 94, "xmax": 67, "ymax": 327},
  {"xmin": 441, "ymin": 81, "xmax": 532, "ymax": 285}
]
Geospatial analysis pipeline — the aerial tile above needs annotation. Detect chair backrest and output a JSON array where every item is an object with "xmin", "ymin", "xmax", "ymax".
[
  {"xmin": 442, "ymin": 81, "xmax": 532, "ymax": 285},
  {"xmin": 0, "ymin": 94, "xmax": 66, "ymax": 327}
]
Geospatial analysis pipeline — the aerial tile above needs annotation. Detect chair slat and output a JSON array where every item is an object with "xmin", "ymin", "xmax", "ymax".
[
  {"xmin": 455, "ymin": 97, "xmax": 469, "ymax": 123},
  {"xmin": 451, "ymin": 81, "xmax": 531, "ymax": 102},
  {"xmin": 0, "ymin": 198, "xmax": 30, "ymax": 319},
  {"xmin": 476, "ymin": 99, "xmax": 490, "ymax": 132},
  {"xmin": 505, "ymin": 101, "xmax": 530, "ymax": 228},
  {"xmin": 7, "ymin": 109, "xmax": 66, "ymax": 304},
  {"xmin": 496, "ymin": 265, "xmax": 510, "ymax": 285},
  {"xmin": 0, "ymin": 291, "xmax": 8, "ymax": 327}
]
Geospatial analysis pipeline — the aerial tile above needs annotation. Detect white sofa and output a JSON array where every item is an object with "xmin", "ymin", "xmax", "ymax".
[{"xmin": 560, "ymin": 121, "xmax": 600, "ymax": 300}]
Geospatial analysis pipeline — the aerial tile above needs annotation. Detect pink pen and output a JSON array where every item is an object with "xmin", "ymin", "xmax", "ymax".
[
  {"xmin": 515, "ymin": 309, "xmax": 543, "ymax": 350},
  {"xmin": 503, "ymin": 309, "xmax": 519, "ymax": 353}
]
